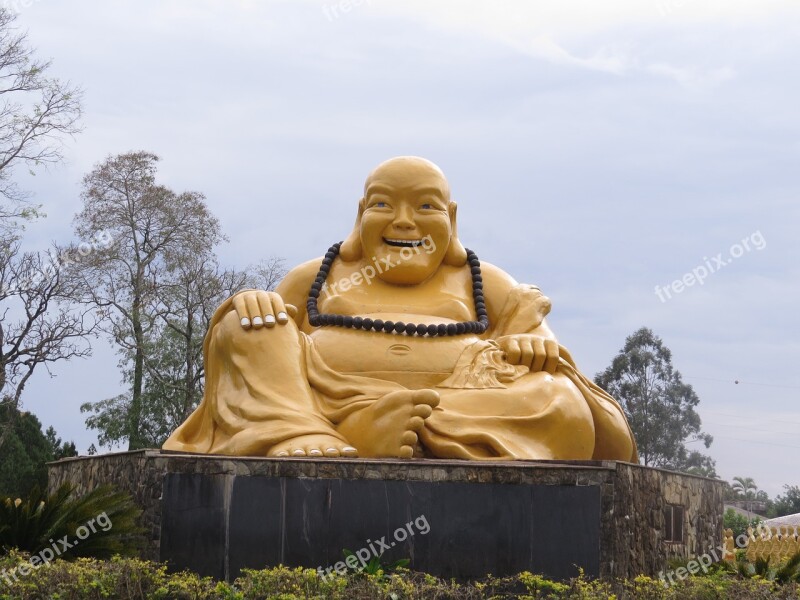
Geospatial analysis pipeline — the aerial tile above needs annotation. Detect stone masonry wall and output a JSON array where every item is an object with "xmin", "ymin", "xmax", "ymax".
[{"xmin": 48, "ymin": 452, "xmax": 724, "ymax": 578}]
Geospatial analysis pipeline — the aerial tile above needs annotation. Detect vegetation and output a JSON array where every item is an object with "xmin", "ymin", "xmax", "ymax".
[
  {"xmin": 595, "ymin": 327, "xmax": 716, "ymax": 476},
  {"xmin": 1, "ymin": 556, "xmax": 800, "ymax": 599},
  {"xmin": 723, "ymin": 508, "xmax": 762, "ymax": 544},
  {"xmin": 74, "ymin": 152, "xmax": 286, "ymax": 450},
  {"xmin": 0, "ymin": 483, "xmax": 142, "ymax": 559},
  {"xmin": 770, "ymin": 485, "xmax": 800, "ymax": 518},
  {"xmin": 0, "ymin": 405, "xmax": 77, "ymax": 498}
]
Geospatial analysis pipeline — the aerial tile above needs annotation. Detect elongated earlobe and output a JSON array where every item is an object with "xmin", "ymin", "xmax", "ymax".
[
  {"xmin": 443, "ymin": 201, "xmax": 467, "ymax": 266},
  {"xmin": 339, "ymin": 198, "xmax": 365, "ymax": 261}
]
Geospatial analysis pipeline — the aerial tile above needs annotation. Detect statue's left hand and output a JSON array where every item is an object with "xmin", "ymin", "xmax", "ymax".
[{"xmin": 496, "ymin": 334, "xmax": 559, "ymax": 374}]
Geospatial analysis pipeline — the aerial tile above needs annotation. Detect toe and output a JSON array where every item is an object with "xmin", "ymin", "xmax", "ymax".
[
  {"xmin": 292, "ymin": 449, "xmax": 307, "ymax": 457},
  {"xmin": 413, "ymin": 389, "xmax": 440, "ymax": 408},
  {"xmin": 308, "ymin": 448, "xmax": 323, "ymax": 457},
  {"xmin": 323, "ymin": 447, "xmax": 341, "ymax": 457},
  {"xmin": 342, "ymin": 446, "xmax": 358, "ymax": 457},
  {"xmin": 401, "ymin": 431, "xmax": 418, "ymax": 446},
  {"xmin": 411, "ymin": 404, "xmax": 433, "ymax": 419},
  {"xmin": 398, "ymin": 445, "xmax": 414, "ymax": 459},
  {"xmin": 408, "ymin": 416, "xmax": 425, "ymax": 431}
]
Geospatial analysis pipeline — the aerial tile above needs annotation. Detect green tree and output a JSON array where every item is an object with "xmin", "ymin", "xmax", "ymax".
[
  {"xmin": 73, "ymin": 152, "xmax": 224, "ymax": 450},
  {"xmin": 81, "ymin": 259, "xmax": 284, "ymax": 449},
  {"xmin": 723, "ymin": 508, "xmax": 761, "ymax": 546},
  {"xmin": 0, "ymin": 404, "xmax": 75, "ymax": 497},
  {"xmin": 594, "ymin": 327, "xmax": 715, "ymax": 474},
  {"xmin": 731, "ymin": 476, "xmax": 759, "ymax": 517},
  {"xmin": 44, "ymin": 426, "xmax": 78, "ymax": 460},
  {"xmin": 769, "ymin": 485, "xmax": 800, "ymax": 518}
]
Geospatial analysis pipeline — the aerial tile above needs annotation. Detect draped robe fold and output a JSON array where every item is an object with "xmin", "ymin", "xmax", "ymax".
[{"xmin": 163, "ymin": 285, "xmax": 638, "ymax": 462}]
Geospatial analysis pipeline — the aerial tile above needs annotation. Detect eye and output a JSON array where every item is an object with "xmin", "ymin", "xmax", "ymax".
[
  {"xmin": 376, "ymin": 202, "xmax": 387, "ymax": 208},
  {"xmin": 420, "ymin": 203, "xmax": 432, "ymax": 210}
]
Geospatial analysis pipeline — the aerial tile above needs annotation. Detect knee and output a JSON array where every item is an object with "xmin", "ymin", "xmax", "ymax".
[{"xmin": 212, "ymin": 309, "xmax": 300, "ymax": 351}]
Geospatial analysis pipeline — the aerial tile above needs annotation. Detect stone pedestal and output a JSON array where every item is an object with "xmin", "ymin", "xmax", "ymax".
[{"xmin": 48, "ymin": 451, "xmax": 723, "ymax": 581}]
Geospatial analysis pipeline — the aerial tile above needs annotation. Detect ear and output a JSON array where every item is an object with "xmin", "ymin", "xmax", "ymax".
[
  {"xmin": 443, "ymin": 201, "xmax": 467, "ymax": 266},
  {"xmin": 339, "ymin": 197, "xmax": 365, "ymax": 261}
]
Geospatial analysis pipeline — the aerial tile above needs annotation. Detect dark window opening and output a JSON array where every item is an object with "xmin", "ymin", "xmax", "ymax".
[{"xmin": 664, "ymin": 504, "xmax": 684, "ymax": 543}]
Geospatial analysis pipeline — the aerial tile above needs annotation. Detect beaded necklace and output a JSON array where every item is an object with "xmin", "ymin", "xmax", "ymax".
[{"xmin": 306, "ymin": 242, "xmax": 489, "ymax": 337}]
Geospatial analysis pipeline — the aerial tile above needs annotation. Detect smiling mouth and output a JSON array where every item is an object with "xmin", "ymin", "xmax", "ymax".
[{"xmin": 383, "ymin": 238, "xmax": 424, "ymax": 248}]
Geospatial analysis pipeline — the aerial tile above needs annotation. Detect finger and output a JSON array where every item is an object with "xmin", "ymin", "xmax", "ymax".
[
  {"xmin": 232, "ymin": 294, "xmax": 251, "ymax": 329},
  {"xmin": 532, "ymin": 337, "xmax": 546, "ymax": 372},
  {"xmin": 244, "ymin": 293, "xmax": 261, "ymax": 325},
  {"xmin": 543, "ymin": 339, "xmax": 559, "ymax": 374},
  {"xmin": 504, "ymin": 338, "xmax": 522, "ymax": 365},
  {"xmin": 518, "ymin": 339, "xmax": 534, "ymax": 369},
  {"xmin": 285, "ymin": 304, "xmax": 298, "ymax": 318},
  {"xmin": 270, "ymin": 293, "xmax": 289, "ymax": 324},
  {"xmin": 399, "ymin": 445, "xmax": 414, "ymax": 459},
  {"xmin": 255, "ymin": 290, "xmax": 273, "ymax": 318}
]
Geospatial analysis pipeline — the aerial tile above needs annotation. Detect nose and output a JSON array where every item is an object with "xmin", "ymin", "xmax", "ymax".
[{"xmin": 392, "ymin": 205, "xmax": 415, "ymax": 230}]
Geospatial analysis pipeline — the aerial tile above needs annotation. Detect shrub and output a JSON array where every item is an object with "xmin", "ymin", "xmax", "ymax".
[{"xmin": 0, "ymin": 483, "xmax": 142, "ymax": 559}]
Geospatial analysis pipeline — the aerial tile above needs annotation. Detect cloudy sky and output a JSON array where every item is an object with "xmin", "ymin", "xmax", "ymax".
[{"xmin": 11, "ymin": 0, "xmax": 799, "ymax": 496}]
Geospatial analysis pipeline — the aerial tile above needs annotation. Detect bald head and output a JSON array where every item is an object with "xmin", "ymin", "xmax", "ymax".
[{"xmin": 364, "ymin": 156, "xmax": 451, "ymax": 202}]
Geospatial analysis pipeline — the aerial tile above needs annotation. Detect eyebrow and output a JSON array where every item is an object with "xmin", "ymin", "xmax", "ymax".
[
  {"xmin": 365, "ymin": 184, "xmax": 394, "ymax": 196},
  {"xmin": 412, "ymin": 186, "xmax": 446, "ymax": 198}
]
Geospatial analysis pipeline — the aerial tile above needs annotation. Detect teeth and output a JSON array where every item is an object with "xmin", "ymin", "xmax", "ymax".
[{"xmin": 384, "ymin": 238, "xmax": 423, "ymax": 247}]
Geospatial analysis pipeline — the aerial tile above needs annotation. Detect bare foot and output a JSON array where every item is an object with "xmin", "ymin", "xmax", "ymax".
[
  {"xmin": 337, "ymin": 390, "xmax": 440, "ymax": 458},
  {"xmin": 268, "ymin": 434, "xmax": 358, "ymax": 458}
]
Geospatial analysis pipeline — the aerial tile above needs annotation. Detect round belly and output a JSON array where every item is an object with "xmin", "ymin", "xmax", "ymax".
[{"xmin": 309, "ymin": 313, "xmax": 479, "ymax": 383}]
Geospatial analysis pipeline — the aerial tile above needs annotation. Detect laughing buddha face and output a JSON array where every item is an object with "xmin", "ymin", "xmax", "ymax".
[{"xmin": 347, "ymin": 156, "xmax": 464, "ymax": 285}]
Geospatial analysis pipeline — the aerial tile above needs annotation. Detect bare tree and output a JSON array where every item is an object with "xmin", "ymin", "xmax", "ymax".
[
  {"xmin": 73, "ymin": 151, "xmax": 225, "ymax": 449},
  {"xmin": 0, "ymin": 237, "xmax": 94, "ymax": 451},
  {"xmin": 0, "ymin": 7, "xmax": 82, "ymax": 231},
  {"xmin": 81, "ymin": 256, "xmax": 286, "ymax": 449}
]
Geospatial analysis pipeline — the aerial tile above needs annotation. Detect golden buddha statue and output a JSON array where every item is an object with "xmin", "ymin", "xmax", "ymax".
[{"xmin": 163, "ymin": 157, "xmax": 637, "ymax": 462}]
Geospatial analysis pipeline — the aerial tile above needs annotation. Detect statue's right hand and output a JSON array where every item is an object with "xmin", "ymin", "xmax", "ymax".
[{"xmin": 231, "ymin": 290, "xmax": 297, "ymax": 330}]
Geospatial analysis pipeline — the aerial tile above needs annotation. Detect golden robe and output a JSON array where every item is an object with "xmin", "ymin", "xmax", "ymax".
[{"xmin": 164, "ymin": 285, "xmax": 637, "ymax": 461}]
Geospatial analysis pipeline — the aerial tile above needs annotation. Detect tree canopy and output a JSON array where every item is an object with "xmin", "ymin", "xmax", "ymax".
[{"xmin": 595, "ymin": 327, "xmax": 716, "ymax": 476}]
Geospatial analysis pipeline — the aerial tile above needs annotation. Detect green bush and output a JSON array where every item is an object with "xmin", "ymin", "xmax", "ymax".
[
  {"xmin": 1, "ymin": 555, "xmax": 799, "ymax": 599},
  {"xmin": 0, "ymin": 483, "xmax": 142, "ymax": 559}
]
